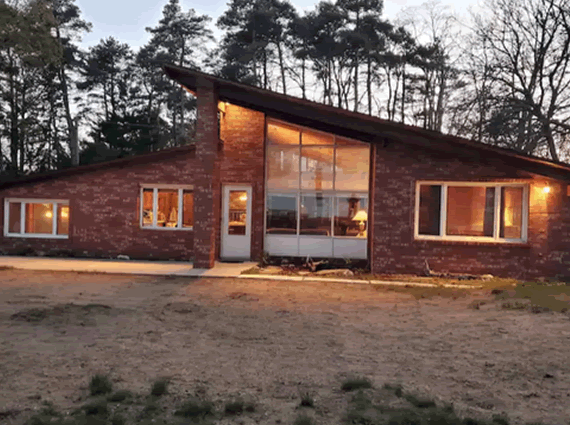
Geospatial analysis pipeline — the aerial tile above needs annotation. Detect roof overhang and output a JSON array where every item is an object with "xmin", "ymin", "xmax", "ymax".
[{"xmin": 164, "ymin": 64, "xmax": 570, "ymax": 182}]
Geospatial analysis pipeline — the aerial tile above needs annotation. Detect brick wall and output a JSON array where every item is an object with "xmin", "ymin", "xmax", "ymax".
[
  {"xmin": 0, "ymin": 151, "xmax": 199, "ymax": 260},
  {"xmin": 371, "ymin": 140, "xmax": 570, "ymax": 278},
  {"xmin": 218, "ymin": 102, "xmax": 265, "ymax": 261}
]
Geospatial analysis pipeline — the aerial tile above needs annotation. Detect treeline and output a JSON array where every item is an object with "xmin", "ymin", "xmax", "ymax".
[{"xmin": 1, "ymin": 0, "xmax": 570, "ymax": 179}]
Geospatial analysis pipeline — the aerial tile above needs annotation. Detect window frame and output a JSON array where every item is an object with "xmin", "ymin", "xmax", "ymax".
[
  {"xmin": 139, "ymin": 185, "xmax": 194, "ymax": 230},
  {"xmin": 3, "ymin": 198, "xmax": 70, "ymax": 239},
  {"xmin": 414, "ymin": 181, "xmax": 529, "ymax": 243}
]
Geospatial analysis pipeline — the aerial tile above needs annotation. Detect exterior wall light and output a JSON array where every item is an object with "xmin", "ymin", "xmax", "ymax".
[{"xmin": 543, "ymin": 186, "xmax": 551, "ymax": 194}]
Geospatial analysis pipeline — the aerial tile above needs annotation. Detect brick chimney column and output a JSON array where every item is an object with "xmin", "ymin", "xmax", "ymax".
[{"xmin": 193, "ymin": 77, "xmax": 220, "ymax": 268}]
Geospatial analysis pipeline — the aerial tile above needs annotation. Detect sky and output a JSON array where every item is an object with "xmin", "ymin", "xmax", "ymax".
[{"xmin": 75, "ymin": 0, "xmax": 478, "ymax": 50}]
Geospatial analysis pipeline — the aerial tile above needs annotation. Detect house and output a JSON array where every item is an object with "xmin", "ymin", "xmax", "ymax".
[{"xmin": 2, "ymin": 64, "xmax": 570, "ymax": 279}]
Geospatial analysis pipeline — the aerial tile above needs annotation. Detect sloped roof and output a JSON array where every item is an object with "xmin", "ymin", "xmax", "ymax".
[
  {"xmin": 0, "ymin": 145, "xmax": 195, "ymax": 189},
  {"xmin": 164, "ymin": 63, "xmax": 570, "ymax": 182}
]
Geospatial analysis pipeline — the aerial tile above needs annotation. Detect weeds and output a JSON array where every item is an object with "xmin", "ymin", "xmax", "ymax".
[
  {"xmin": 150, "ymin": 377, "xmax": 170, "ymax": 397},
  {"xmin": 299, "ymin": 391, "xmax": 315, "ymax": 408},
  {"xmin": 82, "ymin": 398, "xmax": 108, "ymax": 416},
  {"xmin": 293, "ymin": 413, "xmax": 314, "ymax": 425},
  {"xmin": 107, "ymin": 390, "xmax": 131, "ymax": 403},
  {"xmin": 174, "ymin": 397, "xmax": 214, "ymax": 419},
  {"xmin": 341, "ymin": 377, "xmax": 373, "ymax": 391},
  {"xmin": 382, "ymin": 382, "xmax": 403, "ymax": 397},
  {"xmin": 89, "ymin": 374, "xmax": 113, "ymax": 396}
]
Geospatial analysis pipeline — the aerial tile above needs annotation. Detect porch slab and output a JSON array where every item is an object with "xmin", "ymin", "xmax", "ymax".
[{"xmin": 0, "ymin": 256, "xmax": 256, "ymax": 277}]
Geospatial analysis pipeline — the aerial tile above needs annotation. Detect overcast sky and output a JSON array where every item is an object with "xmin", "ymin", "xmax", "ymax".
[{"xmin": 75, "ymin": 0, "xmax": 477, "ymax": 50}]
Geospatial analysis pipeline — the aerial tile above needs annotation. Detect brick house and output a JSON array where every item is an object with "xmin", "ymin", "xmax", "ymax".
[{"xmin": 2, "ymin": 65, "xmax": 570, "ymax": 278}]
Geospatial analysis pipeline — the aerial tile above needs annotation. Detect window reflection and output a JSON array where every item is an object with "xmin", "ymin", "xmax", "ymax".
[
  {"xmin": 300, "ymin": 195, "xmax": 331, "ymax": 236},
  {"xmin": 266, "ymin": 195, "xmax": 297, "ymax": 234},
  {"xmin": 229, "ymin": 190, "xmax": 247, "ymax": 235},
  {"xmin": 446, "ymin": 187, "xmax": 495, "ymax": 237}
]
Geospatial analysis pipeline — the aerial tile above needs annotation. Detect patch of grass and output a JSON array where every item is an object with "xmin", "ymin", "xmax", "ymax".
[
  {"xmin": 107, "ymin": 390, "xmax": 132, "ymax": 403},
  {"xmin": 494, "ymin": 280, "xmax": 570, "ymax": 313},
  {"xmin": 89, "ymin": 374, "xmax": 113, "ymax": 396},
  {"xmin": 110, "ymin": 413, "xmax": 126, "ymax": 425},
  {"xmin": 299, "ymin": 391, "xmax": 314, "ymax": 408},
  {"xmin": 341, "ymin": 377, "xmax": 373, "ymax": 391},
  {"xmin": 501, "ymin": 300, "xmax": 529, "ymax": 310},
  {"xmin": 139, "ymin": 400, "xmax": 161, "ymax": 418},
  {"xmin": 224, "ymin": 399, "xmax": 245, "ymax": 415},
  {"xmin": 403, "ymin": 393, "xmax": 437, "ymax": 409},
  {"xmin": 382, "ymin": 382, "xmax": 403, "ymax": 397},
  {"xmin": 174, "ymin": 397, "xmax": 214, "ymax": 419},
  {"xmin": 293, "ymin": 413, "xmax": 314, "ymax": 425},
  {"xmin": 82, "ymin": 398, "xmax": 108, "ymax": 416},
  {"xmin": 150, "ymin": 377, "xmax": 170, "ymax": 397}
]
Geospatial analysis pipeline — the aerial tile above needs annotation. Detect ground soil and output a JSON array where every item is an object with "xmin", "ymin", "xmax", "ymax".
[{"xmin": 0, "ymin": 269, "xmax": 569, "ymax": 425}]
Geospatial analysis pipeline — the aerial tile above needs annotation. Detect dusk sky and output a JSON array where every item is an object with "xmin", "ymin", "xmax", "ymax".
[{"xmin": 75, "ymin": 0, "xmax": 477, "ymax": 50}]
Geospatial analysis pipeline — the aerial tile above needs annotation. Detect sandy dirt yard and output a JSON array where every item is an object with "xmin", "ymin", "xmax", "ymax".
[{"xmin": 0, "ymin": 269, "xmax": 569, "ymax": 425}]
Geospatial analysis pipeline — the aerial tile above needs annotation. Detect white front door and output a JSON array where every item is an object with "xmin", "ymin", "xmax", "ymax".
[{"xmin": 221, "ymin": 185, "xmax": 252, "ymax": 260}]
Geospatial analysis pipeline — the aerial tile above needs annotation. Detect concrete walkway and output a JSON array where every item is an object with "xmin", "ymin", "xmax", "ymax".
[
  {"xmin": 0, "ymin": 256, "xmax": 256, "ymax": 277},
  {"xmin": 0, "ymin": 256, "xmax": 481, "ymax": 289}
]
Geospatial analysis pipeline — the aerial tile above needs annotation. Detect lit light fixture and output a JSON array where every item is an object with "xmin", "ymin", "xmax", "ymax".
[
  {"xmin": 61, "ymin": 208, "xmax": 69, "ymax": 218},
  {"xmin": 239, "ymin": 193, "xmax": 247, "ymax": 201},
  {"xmin": 543, "ymin": 186, "xmax": 551, "ymax": 194},
  {"xmin": 45, "ymin": 211, "xmax": 53, "ymax": 218},
  {"xmin": 352, "ymin": 210, "xmax": 368, "ymax": 237}
]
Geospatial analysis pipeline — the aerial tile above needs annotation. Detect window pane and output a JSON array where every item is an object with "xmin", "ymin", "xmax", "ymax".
[
  {"xmin": 300, "ymin": 195, "xmax": 331, "ymax": 236},
  {"xmin": 182, "ymin": 190, "xmax": 193, "ymax": 228},
  {"xmin": 158, "ymin": 189, "xmax": 178, "ymax": 228},
  {"xmin": 266, "ymin": 194, "xmax": 297, "ymax": 234},
  {"xmin": 301, "ymin": 147, "xmax": 333, "ymax": 190},
  {"xmin": 267, "ymin": 121, "xmax": 300, "ymax": 145},
  {"xmin": 334, "ymin": 197, "xmax": 368, "ymax": 237},
  {"xmin": 57, "ymin": 204, "xmax": 69, "ymax": 235},
  {"xmin": 335, "ymin": 136, "xmax": 368, "ymax": 146},
  {"xmin": 25, "ymin": 203, "xmax": 53, "ymax": 234},
  {"xmin": 142, "ymin": 189, "xmax": 154, "ymax": 227},
  {"xmin": 447, "ymin": 187, "xmax": 495, "ymax": 237},
  {"xmin": 228, "ymin": 190, "xmax": 247, "ymax": 235},
  {"xmin": 267, "ymin": 145, "xmax": 300, "ymax": 190},
  {"xmin": 302, "ymin": 129, "xmax": 333, "ymax": 145},
  {"xmin": 8, "ymin": 202, "xmax": 21, "ymax": 233},
  {"xmin": 418, "ymin": 185, "xmax": 441, "ymax": 236},
  {"xmin": 500, "ymin": 187, "xmax": 523, "ymax": 239},
  {"xmin": 335, "ymin": 146, "xmax": 369, "ymax": 191}
]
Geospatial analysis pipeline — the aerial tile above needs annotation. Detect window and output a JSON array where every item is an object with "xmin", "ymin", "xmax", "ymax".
[
  {"xmin": 415, "ymin": 182, "xmax": 528, "ymax": 242},
  {"xmin": 4, "ymin": 199, "xmax": 69, "ymax": 238},
  {"xmin": 140, "ymin": 186, "xmax": 193, "ymax": 229},
  {"xmin": 265, "ymin": 119, "xmax": 370, "ymax": 240}
]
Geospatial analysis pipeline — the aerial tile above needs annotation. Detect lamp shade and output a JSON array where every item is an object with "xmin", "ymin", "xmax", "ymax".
[{"xmin": 352, "ymin": 210, "xmax": 368, "ymax": 222}]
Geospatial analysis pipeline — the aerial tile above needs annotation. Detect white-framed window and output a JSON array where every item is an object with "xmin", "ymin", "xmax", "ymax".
[
  {"xmin": 414, "ymin": 181, "xmax": 529, "ymax": 243},
  {"xmin": 140, "ymin": 185, "xmax": 193, "ymax": 230},
  {"xmin": 3, "ymin": 198, "xmax": 70, "ymax": 238}
]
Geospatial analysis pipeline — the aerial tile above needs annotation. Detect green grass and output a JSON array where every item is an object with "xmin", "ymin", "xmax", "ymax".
[
  {"xmin": 89, "ymin": 374, "xmax": 113, "ymax": 396},
  {"xmin": 150, "ymin": 377, "xmax": 170, "ymax": 397},
  {"xmin": 341, "ymin": 377, "xmax": 373, "ymax": 391}
]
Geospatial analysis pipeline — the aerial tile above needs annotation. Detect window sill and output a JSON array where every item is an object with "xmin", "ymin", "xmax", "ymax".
[
  {"xmin": 4, "ymin": 233, "xmax": 69, "ymax": 239},
  {"xmin": 413, "ymin": 238, "xmax": 531, "ymax": 248},
  {"xmin": 140, "ymin": 226, "xmax": 194, "ymax": 231}
]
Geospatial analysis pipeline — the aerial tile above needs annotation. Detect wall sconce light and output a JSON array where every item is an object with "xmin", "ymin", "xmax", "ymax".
[{"xmin": 543, "ymin": 185, "xmax": 551, "ymax": 194}]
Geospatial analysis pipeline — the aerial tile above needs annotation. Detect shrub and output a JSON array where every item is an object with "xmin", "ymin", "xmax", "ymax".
[
  {"xmin": 89, "ymin": 374, "xmax": 113, "ymax": 396},
  {"xmin": 224, "ymin": 399, "xmax": 244, "ymax": 415}
]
